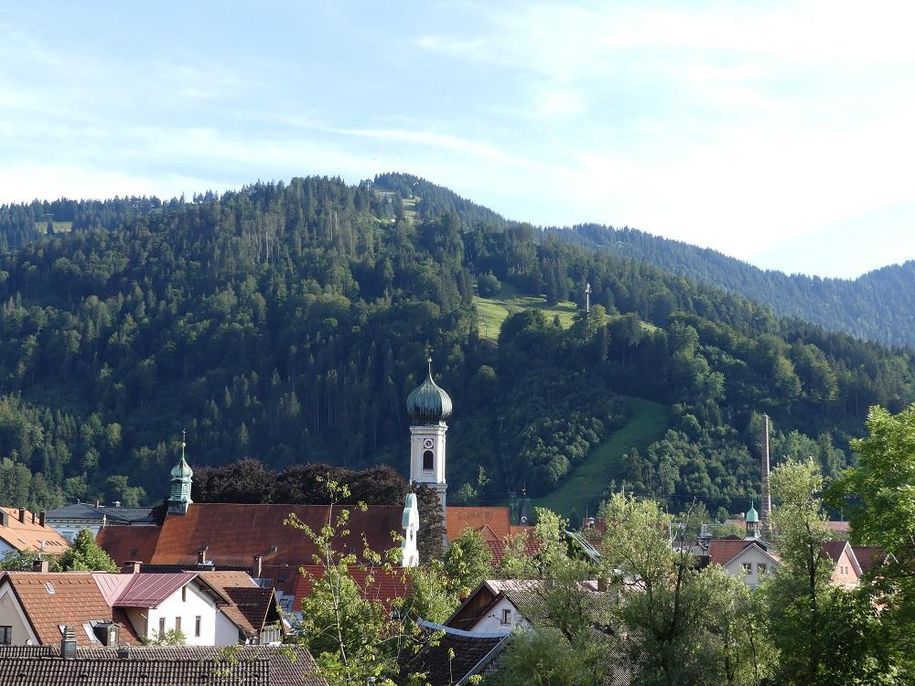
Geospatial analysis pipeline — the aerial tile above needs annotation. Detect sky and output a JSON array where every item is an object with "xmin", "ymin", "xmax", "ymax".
[{"xmin": 2, "ymin": 1, "xmax": 915, "ymax": 278}]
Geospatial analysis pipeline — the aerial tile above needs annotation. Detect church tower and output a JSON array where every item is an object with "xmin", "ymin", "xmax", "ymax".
[
  {"xmin": 406, "ymin": 356, "xmax": 452, "ymax": 510},
  {"xmin": 167, "ymin": 432, "xmax": 194, "ymax": 515}
]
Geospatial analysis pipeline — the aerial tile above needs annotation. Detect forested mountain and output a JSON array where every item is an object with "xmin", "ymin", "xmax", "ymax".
[
  {"xmin": 0, "ymin": 173, "xmax": 913, "ymax": 519},
  {"xmin": 558, "ymin": 223, "xmax": 915, "ymax": 347}
]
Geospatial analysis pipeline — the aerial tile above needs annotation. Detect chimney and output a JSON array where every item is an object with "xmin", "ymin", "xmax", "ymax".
[
  {"xmin": 197, "ymin": 548, "xmax": 207, "ymax": 565},
  {"xmin": 114, "ymin": 501, "xmax": 121, "ymax": 508},
  {"xmin": 32, "ymin": 559, "xmax": 49, "ymax": 573},
  {"xmin": 597, "ymin": 577, "xmax": 609, "ymax": 592},
  {"xmin": 30, "ymin": 511, "xmax": 35, "ymax": 524},
  {"xmin": 60, "ymin": 625, "xmax": 77, "ymax": 658},
  {"xmin": 252, "ymin": 555, "xmax": 263, "ymax": 579},
  {"xmin": 18, "ymin": 508, "xmax": 26, "ymax": 524},
  {"xmin": 122, "ymin": 561, "xmax": 141, "ymax": 574},
  {"xmin": 760, "ymin": 414, "xmax": 772, "ymax": 535},
  {"xmin": 0, "ymin": 511, "xmax": 8, "ymax": 527}
]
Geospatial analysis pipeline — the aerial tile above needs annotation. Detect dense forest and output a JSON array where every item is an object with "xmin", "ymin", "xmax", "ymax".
[
  {"xmin": 560, "ymin": 223, "xmax": 915, "ymax": 347},
  {"xmin": 0, "ymin": 173, "xmax": 913, "ymax": 517}
]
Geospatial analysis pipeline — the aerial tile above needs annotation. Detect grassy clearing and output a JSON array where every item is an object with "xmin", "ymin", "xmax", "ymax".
[
  {"xmin": 473, "ymin": 287, "xmax": 577, "ymax": 340},
  {"xmin": 34, "ymin": 221, "xmax": 73, "ymax": 234},
  {"xmin": 402, "ymin": 197, "xmax": 418, "ymax": 224},
  {"xmin": 535, "ymin": 397, "xmax": 669, "ymax": 519},
  {"xmin": 473, "ymin": 285, "xmax": 658, "ymax": 340}
]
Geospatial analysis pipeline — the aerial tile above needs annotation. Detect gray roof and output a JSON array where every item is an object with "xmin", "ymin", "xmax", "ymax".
[
  {"xmin": 397, "ymin": 620, "xmax": 509, "ymax": 686},
  {"xmin": 0, "ymin": 657, "xmax": 268, "ymax": 685},
  {"xmin": 0, "ymin": 645, "xmax": 326, "ymax": 686},
  {"xmin": 46, "ymin": 503, "xmax": 156, "ymax": 525}
]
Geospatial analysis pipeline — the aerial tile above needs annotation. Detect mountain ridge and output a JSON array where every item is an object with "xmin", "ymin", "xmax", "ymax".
[{"xmin": 0, "ymin": 172, "xmax": 912, "ymax": 520}]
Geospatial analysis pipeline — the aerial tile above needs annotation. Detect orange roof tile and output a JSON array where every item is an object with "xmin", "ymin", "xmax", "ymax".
[
  {"xmin": 852, "ymin": 546, "xmax": 888, "ymax": 573},
  {"xmin": 1, "ymin": 572, "xmax": 139, "ymax": 646},
  {"xmin": 0, "ymin": 507, "xmax": 69, "ymax": 554},
  {"xmin": 150, "ymin": 503, "xmax": 403, "ymax": 567},
  {"xmin": 708, "ymin": 539, "xmax": 756, "ymax": 566},
  {"xmin": 95, "ymin": 525, "xmax": 161, "ymax": 565},
  {"xmin": 291, "ymin": 565, "xmax": 411, "ymax": 611},
  {"xmin": 446, "ymin": 507, "xmax": 512, "ymax": 542},
  {"xmin": 198, "ymin": 571, "xmax": 273, "ymax": 638},
  {"xmin": 821, "ymin": 540, "xmax": 850, "ymax": 563}
]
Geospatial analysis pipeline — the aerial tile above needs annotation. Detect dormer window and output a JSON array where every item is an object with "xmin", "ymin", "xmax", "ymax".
[{"xmin": 422, "ymin": 450, "xmax": 434, "ymax": 471}]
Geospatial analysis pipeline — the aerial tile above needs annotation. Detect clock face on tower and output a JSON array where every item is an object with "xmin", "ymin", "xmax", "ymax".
[{"xmin": 423, "ymin": 438, "xmax": 434, "ymax": 449}]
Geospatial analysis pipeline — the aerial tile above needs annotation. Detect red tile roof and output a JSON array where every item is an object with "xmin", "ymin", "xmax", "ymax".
[
  {"xmin": 486, "ymin": 529, "xmax": 542, "ymax": 567},
  {"xmin": 821, "ymin": 540, "xmax": 851, "ymax": 563},
  {"xmin": 0, "ymin": 507, "xmax": 70, "ymax": 554},
  {"xmin": 290, "ymin": 565, "xmax": 411, "ymax": 611},
  {"xmin": 852, "ymin": 546, "xmax": 888, "ymax": 573},
  {"xmin": 1, "ymin": 572, "xmax": 139, "ymax": 646},
  {"xmin": 446, "ymin": 507, "xmax": 512, "ymax": 541},
  {"xmin": 149, "ymin": 503, "xmax": 403, "ymax": 567},
  {"xmin": 708, "ymin": 539, "xmax": 755, "ymax": 566},
  {"xmin": 95, "ymin": 525, "xmax": 161, "ymax": 565},
  {"xmin": 197, "ymin": 571, "xmax": 279, "ymax": 638}
]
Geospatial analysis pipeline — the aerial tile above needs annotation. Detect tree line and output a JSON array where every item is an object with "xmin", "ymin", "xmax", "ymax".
[{"xmin": 0, "ymin": 174, "xmax": 913, "ymax": 513}]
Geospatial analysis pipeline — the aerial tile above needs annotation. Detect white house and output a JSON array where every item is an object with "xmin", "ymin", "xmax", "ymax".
[
  {"xmin": 708, "ymin": 539, "xmax": 779, "ymax": 588},
  {"xmin": 446, "ymin": 579, "xmax": 603, "ymax": 633},
  {"xmin": 0, "ymin": 569, "xmax": 277, "ymax": 648}
]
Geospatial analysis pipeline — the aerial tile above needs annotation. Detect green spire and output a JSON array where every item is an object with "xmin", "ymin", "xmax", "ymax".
[
  {"xmin": 745, "ymin": 502, "xmax": 759, "ymax": 523},
  {"xmin": 168, "ymin": 430, "xmax": 193, "ymax": 515}
]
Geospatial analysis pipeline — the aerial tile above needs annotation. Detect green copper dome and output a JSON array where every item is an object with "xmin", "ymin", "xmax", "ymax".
[
  {"xmin": 406, "ymin": 362, "xmax": 452, "ymax": 425},
  {"xmin": 745, "ymin": 503, "xmax": 759, "ymax": 523},
  {"xmin": 171, "ymin": 454, "xmax": 194, "ymax": 479}
]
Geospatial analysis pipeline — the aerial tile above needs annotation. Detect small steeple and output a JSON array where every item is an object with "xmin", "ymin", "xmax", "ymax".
[
  {"xmin": 401, "ymin": 493, "xmax": 420, "ymax": 568},
  {"xmin": 168, "ymin": 430, "xmax": 194, "ymax": 515},
  {"xmin": 745, "ymin": 502, "xmax": 760, "ymax": 540}
]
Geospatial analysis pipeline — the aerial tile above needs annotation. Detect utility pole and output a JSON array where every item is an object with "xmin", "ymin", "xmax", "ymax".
[{"xmin": 585, "ymin": 282, "xmax": 592, "ymax": 313}]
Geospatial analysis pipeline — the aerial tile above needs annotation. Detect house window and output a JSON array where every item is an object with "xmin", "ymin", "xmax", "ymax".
[
  {"xmin": 158, "ymin": 618, "xmax": 166, "ymax": 636},
  {"xmin": 741, "ymin": 563, "xmax": 752, "ymax": 575},
  {"xmin": 757, "ymin": 563, "xmax": 768, "ymax": 576},
  {"xmin": 182, "ymin": 586, "xmax": 187, "ymax": 602},
  {"xmin": 500, "ymin": 609, "xmax": 512, "ymax": 625},
  {"xmin": 0, "ymin": 626, "xmax": 11, "ymax": 645},
  {"xmin": 195, "ymin": 616, "xmax": 201, "ymax": 638},
  {"xmin": 175, "ymin": 617, "xmax": 182, "ymax": 633},
  {"xmin": 422, "ymin": 450, "xmax": 434, "ymax": 471}
]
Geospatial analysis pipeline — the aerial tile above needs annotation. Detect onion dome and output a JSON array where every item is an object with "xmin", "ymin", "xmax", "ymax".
[
  {"xmin": 745, "ymin": 503, "xmax": 759, "ymax": 523},
  {"xmin": 406, "ymin": 359, "xmax": 453, "ymax": 425},
  {"xmin": 171, "ymin": 455, "xmax": 193, "ymax": 479},
  {"xmin": 171, "ymin": 434, "xmax": 194, "ymax": 479}
]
